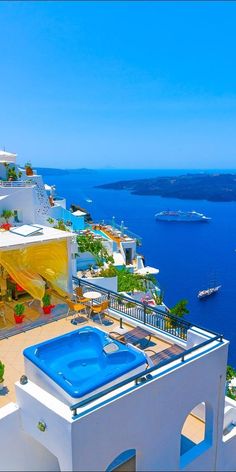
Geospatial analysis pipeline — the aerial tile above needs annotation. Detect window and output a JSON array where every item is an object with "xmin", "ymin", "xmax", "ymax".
[{"xmin": 13, "ymin": 210, "xmax": 23, "ymax": 223}]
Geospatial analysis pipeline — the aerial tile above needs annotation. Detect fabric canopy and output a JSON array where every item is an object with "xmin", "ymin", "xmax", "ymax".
[{"xmin": 0, "ymin": 239, "xmax": 69, "ymax": 301}]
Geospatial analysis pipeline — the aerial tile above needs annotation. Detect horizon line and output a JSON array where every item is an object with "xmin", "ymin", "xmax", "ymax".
[{"xmin": 34, "ymin": 166, "xmax": 236, "ymax": 171}]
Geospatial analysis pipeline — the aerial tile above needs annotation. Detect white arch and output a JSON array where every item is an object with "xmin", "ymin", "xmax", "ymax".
[
  {"xmin": 180, "ymin": 401, "xmax": 213, "ymax": 467},
  {"xmin": 106, "ymin": 448, "xmax": 136, "ymax": 472}
]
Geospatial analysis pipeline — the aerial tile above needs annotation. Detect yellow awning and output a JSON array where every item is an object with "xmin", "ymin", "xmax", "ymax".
[{"xmin": 0, "ymin": 239, "xmax": 69, "ymax": 301}]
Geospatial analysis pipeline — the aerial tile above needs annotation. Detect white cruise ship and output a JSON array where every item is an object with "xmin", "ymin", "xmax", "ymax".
[{"xmin": 155, "ymin": 210, "xmax": 211, "ymax": 222}]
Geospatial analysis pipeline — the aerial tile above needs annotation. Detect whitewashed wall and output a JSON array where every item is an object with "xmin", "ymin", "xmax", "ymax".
[
  {"xmin": 0, "ymin": 403, "xmax": 60, "ymax": 471},
  {"xmin": 0, "ymin": 187, "xmax": 36, "ymax": 224},
  {"xmin": 0, "ymin": 340, "xmax": 231, "ymax": 472},
  {"xmin": 71, "ymin": 342, "xmax": 229, "ymax": 471},
  {"xmin": 84, "ymin": 276, "xmax": 118, "ymax": 292}
]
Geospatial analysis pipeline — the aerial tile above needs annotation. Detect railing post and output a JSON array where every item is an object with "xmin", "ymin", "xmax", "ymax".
[
  {"xmin": 120, "ymin": 318, "xmax": 123, "ymax": 329},
  {"xmin": 143, "ymin": 305, "xmax": 147, "ymax": 325}
]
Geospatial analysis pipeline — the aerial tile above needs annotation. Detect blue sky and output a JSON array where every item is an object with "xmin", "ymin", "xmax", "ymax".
[{"xmin": 0, "ymin": 1, "xmax": 236, "ymax": 169}]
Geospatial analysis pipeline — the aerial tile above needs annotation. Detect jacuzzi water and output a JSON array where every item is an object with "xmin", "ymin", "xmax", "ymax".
[{"xmin": 23, "ymin": 327, "xmax": 147, "ymax": 401}]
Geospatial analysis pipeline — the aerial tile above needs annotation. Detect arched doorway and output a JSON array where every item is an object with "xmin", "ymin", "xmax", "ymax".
[
  {"xmin": 106, "ymin": 449, "xmax": 136, "ymax": 472},
  {"xmin": 180, "ymin": 402, "xmax": 213, "ymax": 466}
]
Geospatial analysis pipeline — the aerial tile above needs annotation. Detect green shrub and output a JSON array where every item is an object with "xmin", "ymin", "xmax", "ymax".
[
  {"xmin": 42, "ymin": 294, "xmax": 51, "ymax": 307},
  {"xmin": 0, "ymin": 361, "xmax": 5, "ymax": 382},
  {"xmin": 125, "ymin": 301, "xmax": 136, "ymax": 308},
  {"xmin": 53, "ymin": 219, "xmax": 70, "ymax": 232},
  {"xmin": 1, "ymin": 209, "xmax": 14, "ymax": 223},
  {"xmin": 99, "ymin": 265, "xmax": 118, "ymax": 278},
  {"xmin": 226, "ymin": 387, "xmax": 236, "ymax": 401},
  {"xmin": 226, "ymin": 365, "xmax": 236, "ymax": 381},
  {"xmin": 77, "ymin": 233, "xmax": 112, "ymax": 264},
  {"xmin": 14, "ymin": 303, "xmax": 25, "ymax": 316},
  {"xmin": 170, "ymin": 299, "xmax": 189, "ymax": 318},
  {"xmin": 7, "ymin": 166, "xmax": 18, "ymax": 181},
  {"xmin": 151, "ymin": 289, "xmax": 164, "ymax": 305}
]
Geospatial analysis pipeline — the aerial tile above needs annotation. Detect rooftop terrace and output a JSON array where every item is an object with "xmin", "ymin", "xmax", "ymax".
[
  {"xmin": 0, "ymin": 294, "xmax": 176, "ymax": 408},
  {"xmin": 0, "ymin": 277, "xmax": 223, "ymax": 407},
  {"xmin": 0, "ymin": 276, "xmax": 225, "ymax": 456}
]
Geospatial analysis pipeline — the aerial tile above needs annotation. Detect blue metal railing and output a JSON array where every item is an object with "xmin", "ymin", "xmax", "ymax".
[
  {"xmin": 70, "ymin": 332, "xmax": 223, "ymax": 417},
  {"xmin": 71, "ymin": 277, "xmax": 223, "ymax": 416},
  {"xmin": 73, "ymin": 276, "xmax": 223, "ymax": 340},
  {"xmin": 87, "ymin": 220, "xmax": 142, "ymax": 244},
  {"xmin": 112, "ymin": 221, "xmax": 142, "ymax": 243},
  {"xmin": 73, "ymin": 277, "xmax": 191, "ymax": 341},
  {"xmin": 0, "ymin": 180, "xmax": 34, "ymax": 187}
]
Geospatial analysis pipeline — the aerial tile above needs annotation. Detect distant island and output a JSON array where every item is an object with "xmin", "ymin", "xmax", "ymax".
[
  {"xmin": 36, "ymin": 167, "xmax": 96, "ymax": 176},
  {"xmin": 96, "ymin": 173, "xmax": 236, "ymax": 202}
]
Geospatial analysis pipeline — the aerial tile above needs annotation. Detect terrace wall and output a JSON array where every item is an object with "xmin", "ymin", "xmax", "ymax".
[
  {"xmin": 3, "ymin": 338, "xmax": 232, "ymax": 472},
  {"xmin": 0, "ymin": 187, "xmax": 36, "ymax": 225},
  {"xmin": 70, "ymin": 341, "xmax": 229, "ymax": 471},
  {"xmin": 0, "ymin": 403, "xmax": 60, "ymax": 471}
]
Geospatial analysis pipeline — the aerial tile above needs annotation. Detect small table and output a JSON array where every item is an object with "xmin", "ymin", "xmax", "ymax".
[
  {"xmin": 83, "ymin": 291, "xmax": 102, "ymax": 317},
  {"xmin": 83, "ymin": 291, "xmax": 102, "ymax": 300}
]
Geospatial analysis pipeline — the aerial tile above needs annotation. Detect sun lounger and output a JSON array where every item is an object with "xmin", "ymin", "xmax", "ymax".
[
  {"xmin": 145, "ymin": 344, "xmax": 185, "ymax": 366},
  {"xmin": 109, "ymin": 326, "xmax": 152, "ymax": 348}
]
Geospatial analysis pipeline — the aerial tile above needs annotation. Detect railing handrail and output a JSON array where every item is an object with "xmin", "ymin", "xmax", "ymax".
[
  {"xmin": 89, "ymin": 219, "xmax": 142, "ymax": 242},
  {"xmin": 112, "ymin": 222, "xmax": 142, "ymax": 242},
  {"xmin": 0, "ymin": 180, "xmax": 34, "ymax": 187},
  {"xmin": 73, "ymin": 276, "xmax": 191, "ymax": 329},
  {"xmin": 72, "ymin": 276, "xmax": 223, "ymax": 339},
  {"xmin": 70, "ymin": 333, "xmax": 223, "ymax": 415}
]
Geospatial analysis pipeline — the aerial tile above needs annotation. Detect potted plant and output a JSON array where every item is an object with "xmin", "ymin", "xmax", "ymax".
[
  {"xmin": 0, "ymin": 361, "xmax": 5, "ymax": 390},
  {"xmin": 42, "ymin": 294, "xmax": 52, "ymax": 314},
  {"xmin": 25, "ymin": 162, "xmax": 33, "ymax": 176},
  {"xmin": 14, "ymin": 303, "xmax": 25, "ymax": 323},
  {"xmin": 1, "ymin": 209, "xmax": 13, "ymax": 231}
]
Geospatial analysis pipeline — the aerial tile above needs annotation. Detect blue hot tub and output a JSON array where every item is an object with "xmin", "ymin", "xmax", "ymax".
[{"xmin": 23, "ymin": 327, "xmax": 147, "ymax": 404}]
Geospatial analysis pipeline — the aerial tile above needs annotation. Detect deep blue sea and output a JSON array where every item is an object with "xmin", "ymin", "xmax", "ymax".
[{"xmin": 43, "ymin": 169, "xmax": 236, "ymax": 366}]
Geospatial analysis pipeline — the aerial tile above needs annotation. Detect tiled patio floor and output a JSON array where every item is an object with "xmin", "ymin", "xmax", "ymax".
[
  {"xmin": 0, "ymin": 311, "xmax": 171, "ymax": 408},
  {"xmin": 182, "ymin": 413, "xmax": 205, "ymax": 444},
  {"xmin": 0, "ymin": 292, "xmax": 67, "ymax": 335},
  {"xmin": 0, "ymin": 307, "xmax": 204, "ymax": 445}
]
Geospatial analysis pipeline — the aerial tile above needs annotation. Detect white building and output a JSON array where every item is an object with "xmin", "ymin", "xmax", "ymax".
[
  {"xmin": 0, "ymin": 297, "xmax": 236, "ymax": 471},
  {"xmin": 0, "ymin": 150, "xmax": 85, "ymax": 230},
  {"xmin": 0, "ymin": 150, "xmax": 235, "ymax": 470}
]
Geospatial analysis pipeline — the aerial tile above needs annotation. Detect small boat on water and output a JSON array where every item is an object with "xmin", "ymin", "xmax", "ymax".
[
  {"xmin": 155, "ymin": 210, "xmax": 211, "ymax": 222},
  {"xmin": 197, "ymin": 285, "xmax": 222, "ymax": 300},
  {"xmin": 85, "ymin": 199, "xmax": 93, "ymax": 203}
]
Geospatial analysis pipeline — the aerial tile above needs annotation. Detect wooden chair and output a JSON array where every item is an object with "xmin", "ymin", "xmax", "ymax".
[
  {"xmin": 90, "ymin": 300, "xmax": 109, "ymax": 324},
  {"xmin": 65, "ymin": 298, "xmax": 87, "ymax": 321},
  {"xmin": 75, "ymin": 287, "xmax": 90, "ymax": 303}
]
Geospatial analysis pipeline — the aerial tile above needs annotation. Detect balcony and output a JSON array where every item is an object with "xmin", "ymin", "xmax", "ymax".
[
  {"xmin": 0, "ymin": 277, "xmax": 223, "ymax": 419},
  {"xmin": 89, "ymin": 220, "xmax": 142, "ymax": 245},
  {"xmin": 0, "ymin": 180, "xmax": 34, "ymax": 188}
]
